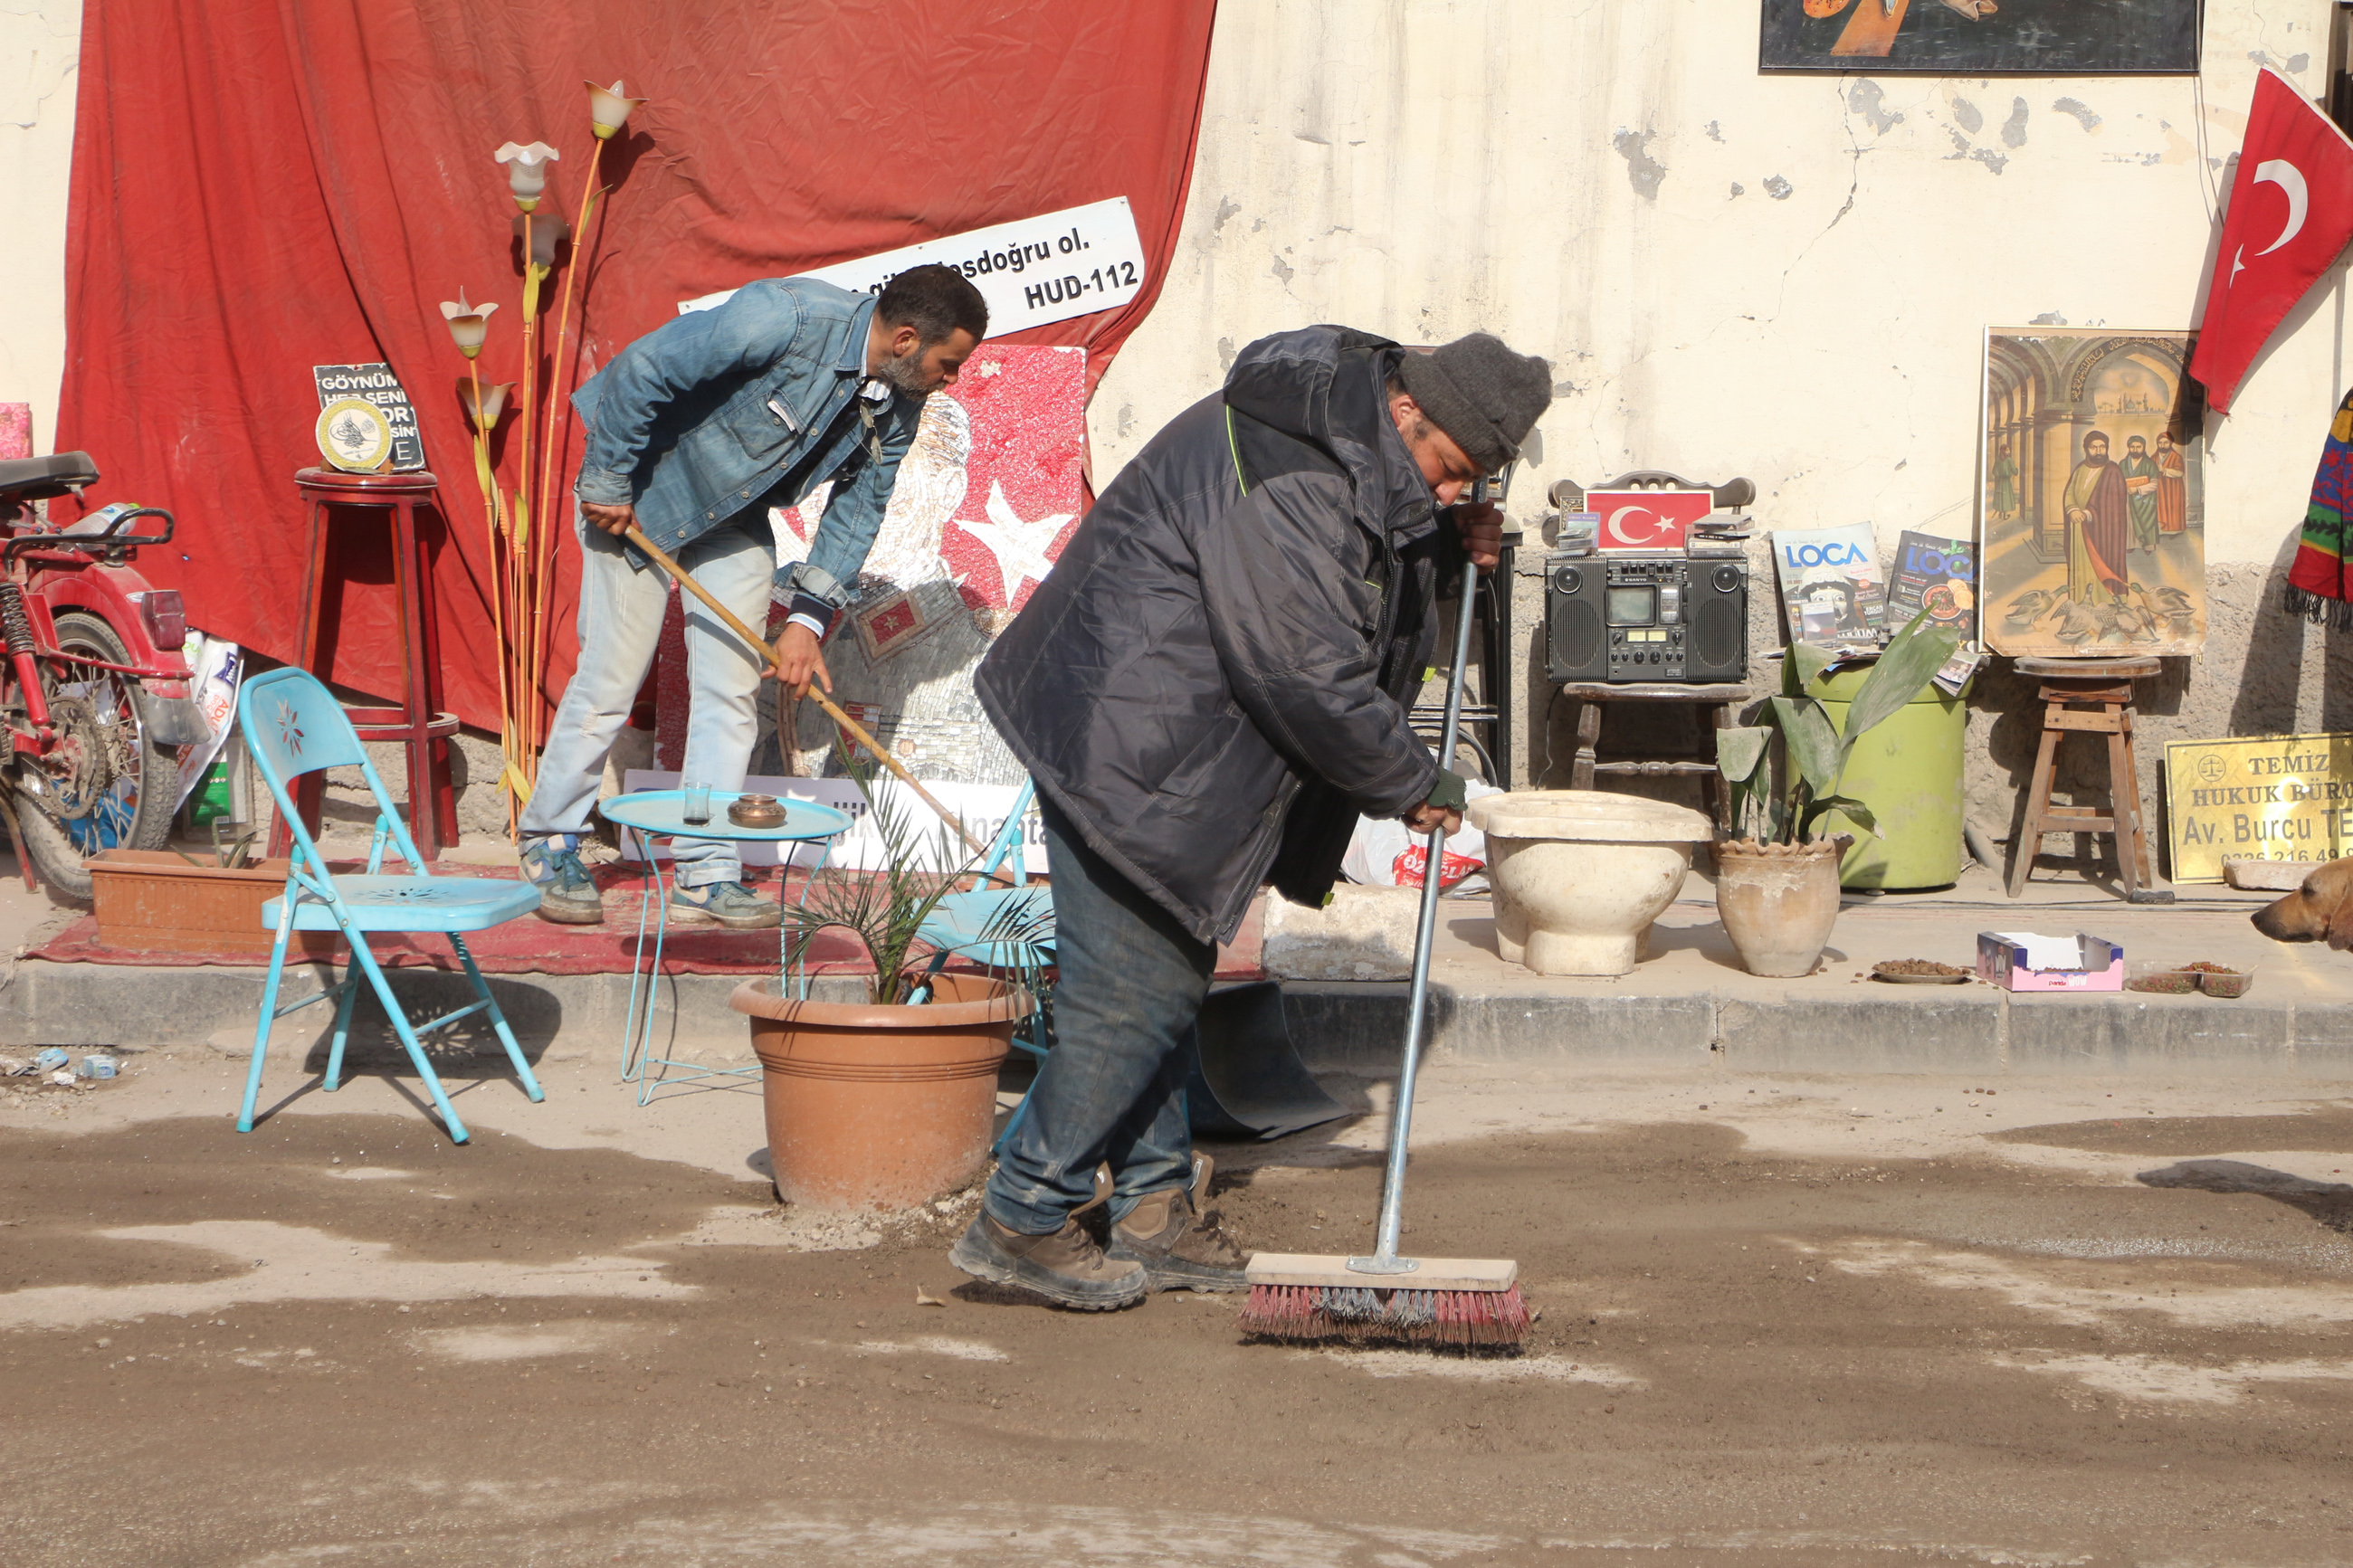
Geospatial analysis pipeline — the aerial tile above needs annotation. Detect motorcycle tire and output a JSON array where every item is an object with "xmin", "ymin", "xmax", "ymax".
[{"xmin": 9, "ymin": 609, "xmax": 181, "ymax": 905}]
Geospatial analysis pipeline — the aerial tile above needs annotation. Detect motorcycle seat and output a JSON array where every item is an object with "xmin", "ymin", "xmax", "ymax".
[{"xmin": 0, "ymin": 451, "xmax": 101, "ymax": 501}]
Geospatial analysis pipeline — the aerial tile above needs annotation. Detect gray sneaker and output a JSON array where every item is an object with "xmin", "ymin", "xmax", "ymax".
[
  {"xmin": 667, "ymin": 879, "xmax": 782, "ymax": 930},
  {"xmin": 519, "ymin": 834, "xmax": 603, "ymax": 926}
]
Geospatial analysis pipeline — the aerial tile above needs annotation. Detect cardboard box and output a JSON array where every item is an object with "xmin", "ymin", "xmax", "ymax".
[{"xmin": 1975, "ymin": 931, "xmax": 2122, "ymax": 993}]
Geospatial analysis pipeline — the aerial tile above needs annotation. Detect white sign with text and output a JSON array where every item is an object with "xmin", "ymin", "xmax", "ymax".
[{"xmin": 679, "ymin": 196, "xmax": 1146, "ymax": 336}]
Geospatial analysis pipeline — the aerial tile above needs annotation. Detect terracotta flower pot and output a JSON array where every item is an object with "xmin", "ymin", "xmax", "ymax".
[
  {"xmin": 1713, "ymin": 837, "xmax": 1850, "ymax": 978},
  {"xmin": 729, "ymin": 973, "xmax": 1032, "ymax": 1212}
]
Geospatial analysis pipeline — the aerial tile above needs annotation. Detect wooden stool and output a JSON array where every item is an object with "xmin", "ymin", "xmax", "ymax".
[
  {"xmin": 1559, "ymin": 681, "xmax": 1748, "ymax": 833},
  {"xmin": 2006, "ymin": 654, "xmax": 2160, "ymax": 898},
  {"xmin": 271, "ymin": 468, "xmax": 461, "ymax": 860}
]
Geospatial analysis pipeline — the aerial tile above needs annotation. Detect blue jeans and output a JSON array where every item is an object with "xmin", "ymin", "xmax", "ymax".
[
  {"xmin": 518, "ymin": 509, "xmax": 776, "ymax": 888},
  {"xmin": 985, "ymin": 798, "xmax": 1216, "ymax": 1234}
]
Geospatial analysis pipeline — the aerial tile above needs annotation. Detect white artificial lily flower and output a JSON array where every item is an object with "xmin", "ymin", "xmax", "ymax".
[
  {"xmin": 493, "ymin": 141, "xmax": 560, "ymax": 209},
  {"xmin": 458, "ymin": 378, "xmax": 515, "ymax": 429},
  {"xmin": 586, "ymin": 80, "xmax": 646, "ymax": 139},
  {"xmin": 440, "ymin": 290, "xmax": 499, "ymax": 357}
]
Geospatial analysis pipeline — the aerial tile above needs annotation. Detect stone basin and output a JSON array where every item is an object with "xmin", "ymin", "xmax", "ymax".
[{"xmin": 1465, "ymin": 789, "xmax": 1714, "ymax": 977}]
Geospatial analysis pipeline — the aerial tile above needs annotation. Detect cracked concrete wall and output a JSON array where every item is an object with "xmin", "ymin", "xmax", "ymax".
[
  {"xmin": 0, "ymin": 0, "xmax": 78, "ymax": 456},
  {"xmin": 1092, "ymin": 0, "xmax": 2353, "ymax": 870}
]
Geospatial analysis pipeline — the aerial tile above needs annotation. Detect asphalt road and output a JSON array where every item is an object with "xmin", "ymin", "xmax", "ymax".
[{"xmin": 5, "ymin": 1046, "xmax": 2351, "ymax": 1566}]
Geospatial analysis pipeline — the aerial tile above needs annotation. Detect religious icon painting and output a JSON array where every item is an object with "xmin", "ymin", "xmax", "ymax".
[
  {"xmin": 1980, "ymin": 328, "xmax": 2205, "ymax": 658},
  {"xmin": 1760, "ymin": 0, "xmax": 2200, "ymax": 74}
]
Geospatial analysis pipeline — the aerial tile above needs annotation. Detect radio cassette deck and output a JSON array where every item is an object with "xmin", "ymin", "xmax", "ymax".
[{"xmin": 1545, "ymin": 552, "xmax": 1748, "ymax": 685}]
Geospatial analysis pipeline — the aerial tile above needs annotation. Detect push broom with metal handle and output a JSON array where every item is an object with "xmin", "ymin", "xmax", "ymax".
[{"xmin": 1238, "ymin": 521, "xmax": 1529, "ymax": 1351}]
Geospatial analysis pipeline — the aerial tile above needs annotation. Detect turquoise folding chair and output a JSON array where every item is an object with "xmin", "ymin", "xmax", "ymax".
[
  {"xmin": 234, "ymin": 667, "xmax": 545, "ymax": 1143},
  {"xmin": 913, "ymin": 780, "xmax": 1053, "ymax": 1150}
]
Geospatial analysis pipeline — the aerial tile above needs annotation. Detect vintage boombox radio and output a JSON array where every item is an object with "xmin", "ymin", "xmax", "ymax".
[{"xmin": 1545, "ymin": 553, "xmax": 1748, "ymax": 684}]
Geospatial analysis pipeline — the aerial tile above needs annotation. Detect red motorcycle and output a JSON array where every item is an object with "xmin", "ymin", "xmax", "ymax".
[{"xmin": 1, "ymin": 451, "xmax": 210, "ymax": 901}]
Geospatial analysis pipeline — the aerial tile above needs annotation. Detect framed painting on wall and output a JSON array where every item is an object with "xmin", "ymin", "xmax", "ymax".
[
  {"xmin": 1980, "ymin": 328, "xmax": 2205, "ymax": 658},
  {"xmin": 1760, "ymin": 0, "xmax": 2200, "ymax": 74}
]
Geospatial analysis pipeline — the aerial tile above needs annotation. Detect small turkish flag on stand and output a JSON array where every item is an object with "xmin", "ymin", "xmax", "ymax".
[{"xmin": 2189, "ymin": 68, "xmax": 2353, "ymax": 413}]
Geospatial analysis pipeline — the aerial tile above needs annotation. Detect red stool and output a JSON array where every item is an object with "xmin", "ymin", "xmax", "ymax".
[{"xmin": 271, "ymin": 468, "xmax": 461, "ymax": 860}]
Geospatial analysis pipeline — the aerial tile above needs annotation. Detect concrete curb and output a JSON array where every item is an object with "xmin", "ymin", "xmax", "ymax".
[
  {"xmin": 1277, "ymin": 980, "xmax": 2353, "ymax": 1079},
  {"xmin": 0, "ymin": 960, "xmax": 864, "ymax": 1069},
  {"xmin": 10, "ymin": 961, "xmax": 2348, "ymax": 1079}
]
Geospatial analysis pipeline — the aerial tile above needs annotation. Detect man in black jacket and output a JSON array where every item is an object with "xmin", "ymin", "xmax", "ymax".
[{"xmin": 952, "ymin": 328, "xmax": 1551, "ymax": 1309}]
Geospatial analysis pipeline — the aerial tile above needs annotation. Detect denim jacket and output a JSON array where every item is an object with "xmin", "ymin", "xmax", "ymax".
[{"xmin": 571, "ymin": 277, "xmax": 920, "ymax": 612}]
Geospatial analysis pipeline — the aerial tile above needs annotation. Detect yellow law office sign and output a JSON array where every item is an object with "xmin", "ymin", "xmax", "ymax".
[{"xmin": 2164, "ymin": 732, "xmax": 2353, "ymax": 882}]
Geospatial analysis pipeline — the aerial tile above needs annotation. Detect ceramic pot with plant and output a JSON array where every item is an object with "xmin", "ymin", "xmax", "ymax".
[
  {"xmin": 729, "ymin": 758, "xmax": 1048, "ymax": 1212},
  {"xmin": 1713, "ymin": 610, "xmax": 1961, "ymax": 977}
]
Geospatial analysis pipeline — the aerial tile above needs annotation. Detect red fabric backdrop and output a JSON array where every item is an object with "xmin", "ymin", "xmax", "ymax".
[{"xmin": 58, "ymin": 0, "xmax": 1215, "ymax": 731}]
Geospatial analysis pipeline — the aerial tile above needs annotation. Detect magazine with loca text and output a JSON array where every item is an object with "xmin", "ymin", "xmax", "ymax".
[
  {"xmin": 1771, "ymin": 524, "xmax": 1887, "ymax": 647},
  {"xmin": 1888, "ymin": 530, "xmax": 1977, "ymax": 643}
]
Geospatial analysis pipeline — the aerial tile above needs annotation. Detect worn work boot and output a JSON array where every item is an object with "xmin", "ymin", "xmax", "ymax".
[
  {"xmin": 1108, "ymin": 1154, "xmax": 1250, "ymax": 1292},
  {"xmin": 949, "ymin": 1212, "xmax": 1148, "ymax": 1311},
  {"xmin": 667, "ymin": 879, "xmax": 783, "ymax": 930},
  {"xmin": 519, "ymin": 834, "xmax": 603, "ymax": 926}
]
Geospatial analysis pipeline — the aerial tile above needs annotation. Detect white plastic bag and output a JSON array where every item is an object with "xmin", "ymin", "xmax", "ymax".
[
  {"xmin": 171, "ymin": 633, "xmax": 243, "ymax": 809},
  {"xmin": 1340, "ymin": 780, "xmax": 1502, "ymax": 892}
]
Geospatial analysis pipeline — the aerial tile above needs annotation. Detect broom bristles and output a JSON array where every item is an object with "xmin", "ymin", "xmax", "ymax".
[{"xmin": 1237, "ymin": 1282, "xmax": 1529, "ymax": 1348}]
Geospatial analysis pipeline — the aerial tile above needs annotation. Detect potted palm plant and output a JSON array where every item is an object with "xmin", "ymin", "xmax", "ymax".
[
  {"xmin": 1712, "ymin": 609, "xmax": 1961, "ymax": 976},
  {"xmin": 729, "ymin": 756, "xmax": 1049, "ymax": 1211}
]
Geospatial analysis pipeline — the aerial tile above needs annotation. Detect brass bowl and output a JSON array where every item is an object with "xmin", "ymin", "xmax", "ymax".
[{"xmin": 729, "ymin": 794, "xmax": 787, "ymax": 830}]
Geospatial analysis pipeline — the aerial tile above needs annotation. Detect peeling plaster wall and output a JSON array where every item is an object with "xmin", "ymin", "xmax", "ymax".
[
  {"xmin": 0, "ymin": 0, "xmax": 78, "ymax": 455},
  {"xmin": 1093, "ymin": 0, "xmax": 2351, "ymax": 872}
]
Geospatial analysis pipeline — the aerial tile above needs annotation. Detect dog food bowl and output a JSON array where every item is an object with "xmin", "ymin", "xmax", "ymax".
[
  {"xmin": 1872, "ymin": 958, "xmax": 1971, "ymax": 985},
  {"xmin": 2125, "ymin": 961, "xmax": 2201, "ymax": 995},
  {"xmin": 2196, "ymin": 965, "xmax": 2255, "ymax": 1000}
]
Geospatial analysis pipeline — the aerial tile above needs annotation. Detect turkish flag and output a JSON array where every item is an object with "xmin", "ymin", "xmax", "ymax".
[
  {"xmin": 2189, "ymin": 68, "xmax": 2353, "ymax": 413},
  {"xmin": 1589, "ymin": 489, "xmax": 1712, "ymax": 551}
]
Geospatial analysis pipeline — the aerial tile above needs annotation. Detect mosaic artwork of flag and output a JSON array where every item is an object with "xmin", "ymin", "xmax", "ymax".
[
  {"xmin": 659, "ymin": 344, "xmax": 1087, "ymax": 784},
  {"xmin": 771, "ymin": 342, "xmax": 1085, "ymax": 623},
  {"xmin": 935, "ymin": 347, "xmax": 1085, "ymax": 619}
]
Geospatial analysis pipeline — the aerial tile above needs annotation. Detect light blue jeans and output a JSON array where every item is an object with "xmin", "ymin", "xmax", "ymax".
[{"xmin": 519, "ymin": 509, "xmax": 776, "ymax": 888}]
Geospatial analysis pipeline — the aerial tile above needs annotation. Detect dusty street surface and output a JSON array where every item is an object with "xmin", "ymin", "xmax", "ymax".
[{"xmin": 5, "ymin": 1041, "xmax": 2353, "ymax": 1566}]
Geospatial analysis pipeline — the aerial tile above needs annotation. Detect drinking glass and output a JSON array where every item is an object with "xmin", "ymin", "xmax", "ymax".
[{"xmin": 681, "ymin": 781, "xmax": 712, "ymax": 826}]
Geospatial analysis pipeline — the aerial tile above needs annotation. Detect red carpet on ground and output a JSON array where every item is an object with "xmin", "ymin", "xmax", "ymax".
[{"xmin": 34, "ymin": 862, "xmax": 1266, "ymax": 979}]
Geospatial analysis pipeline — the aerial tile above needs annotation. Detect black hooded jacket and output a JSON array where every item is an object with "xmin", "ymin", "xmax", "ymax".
[{"xmin": 974, "ymin": 326, "xmax": 1458, "ymax": 945}]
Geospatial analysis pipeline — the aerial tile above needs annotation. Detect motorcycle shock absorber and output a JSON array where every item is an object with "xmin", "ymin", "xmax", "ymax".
[{"xmin": 0, "ymin": 581, "xmax": 52, "ymax": 733}]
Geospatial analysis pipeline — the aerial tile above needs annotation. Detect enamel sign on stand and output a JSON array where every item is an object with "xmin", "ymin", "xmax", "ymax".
[
  {"xmin": 679, "ymin": 197, "xmax": 1147, "ymax": 336},
  {"xmin": 2162, "ymin": 732, "xmax": 2353, "ymax": 883}
]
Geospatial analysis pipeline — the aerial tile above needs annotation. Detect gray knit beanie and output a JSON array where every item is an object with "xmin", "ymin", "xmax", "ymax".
[{"xmin": 1395, "ymin": 332, "xmax": 1552, "ymax": 472}]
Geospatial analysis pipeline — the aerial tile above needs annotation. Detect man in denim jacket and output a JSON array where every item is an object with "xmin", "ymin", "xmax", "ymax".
[{"xmin": 518, "ymin": 264, "xmax": 986, "ymax": 927}]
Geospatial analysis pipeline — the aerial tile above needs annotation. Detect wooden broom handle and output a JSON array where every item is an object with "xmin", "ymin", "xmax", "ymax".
[{"xmin": 622, "ymin": 527, "xmax": 993, "ymax": 862}]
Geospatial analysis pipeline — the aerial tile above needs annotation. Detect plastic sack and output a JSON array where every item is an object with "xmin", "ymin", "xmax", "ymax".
[
  {"xmin": 171, "ymin": 633, "xmax": 243, "ymax": 809},
  {"xmin": 1340, "ymin": 780, "xmax": 1503, "ymax": 892}
]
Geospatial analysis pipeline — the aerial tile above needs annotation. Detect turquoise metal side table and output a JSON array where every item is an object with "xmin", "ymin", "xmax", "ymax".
[{"xmin": 599, "ymin": 790, "xmax": 853, "ymax": 1105}]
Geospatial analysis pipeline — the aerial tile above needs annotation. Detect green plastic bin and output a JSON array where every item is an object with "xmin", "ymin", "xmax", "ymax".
[
  {"xmin": 1786, "ymin": 660, "xmax": 1970, "ymax": 890},
  {"xmin": 186, "ymin": 759, "xmax": 234, "ymax": 829}
]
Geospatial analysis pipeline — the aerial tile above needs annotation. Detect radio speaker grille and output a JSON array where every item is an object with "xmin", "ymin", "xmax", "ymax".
[
  {"xmin": 1547, "ymin": 565, "xmax": 1605, "ymax": 680},
  {"xmin": 1687, "ymin": 562, "xmax": 1747, "ymax": 681}
]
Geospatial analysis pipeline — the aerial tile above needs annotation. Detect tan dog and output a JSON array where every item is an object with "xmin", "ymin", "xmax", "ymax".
[{"xmin": 2252, "ymin": 858, "xmax": 2353, "ymax": 948}]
